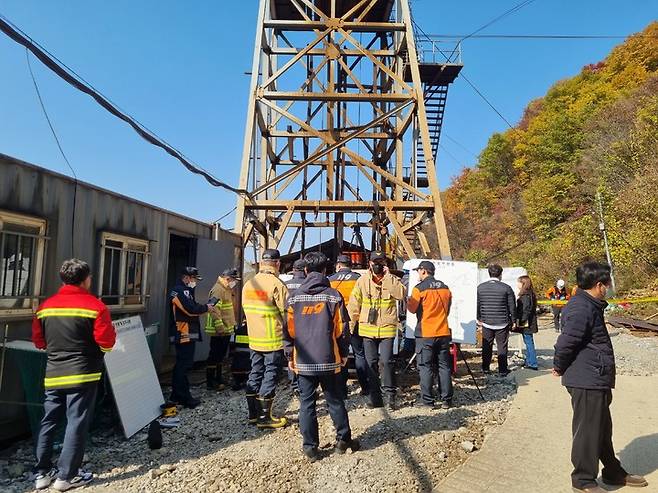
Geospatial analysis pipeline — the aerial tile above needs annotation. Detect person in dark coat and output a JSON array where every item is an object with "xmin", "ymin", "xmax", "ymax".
[
  {"xmin": 284, "ymin": 252, "xmax": 359, "ymax": 462},
  {"xmin": 477, "ymin": 264, "xmax": 516, "ymax": 376},
  {"xmin": 553, "ymin": 262, "xmax": 647, "ymax": 492},
  {"xmin": 515, "ymin": 275, "xmax": 538, "ymax": 370}
]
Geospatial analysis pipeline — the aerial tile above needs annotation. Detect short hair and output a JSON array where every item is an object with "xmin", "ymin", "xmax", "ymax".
[
  {"xmin": 576, "ymin": 262, "xmax": 611, "ymax": 290},
  {"xmin": 59, "ymin": 258, "xmax": 91, "ymax": 285},
  {"xmin": 303, "ymin": 251, "xmax": 328, "ymax": 273},
  {"xmin": 487, "ymin": 263, "xmax": 503, "ymax": 279}
]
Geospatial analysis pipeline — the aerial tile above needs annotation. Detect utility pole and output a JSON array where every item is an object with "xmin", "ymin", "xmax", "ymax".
[{"xmin": 596, "ymin": 192, "xmax": 617, "ymax": 294}]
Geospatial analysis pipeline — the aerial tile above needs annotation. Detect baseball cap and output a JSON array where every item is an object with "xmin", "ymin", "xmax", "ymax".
[
  {"xmin": 182, "ymin": 266, "xmax": 203, "ymax": 280},
  {"xmin": 292, "ymin": 259, "xmax": 307, "ymax": 271},
  {"xmin": 557, "ymin": 279, "xmax": 565, "ymax": 288},
  {"xmin": 221, "ymin": 268, "xmax": 241, "ymax": 280},
  {"xmin": 414, "ymin": 261, "xmax": 435, "ymax": 275},
  {"xmin": 336, "ymin": 254, "xmax": 352, "ymax": 265},
  {"xmin": 262, "ymin": 249, "xmax": 281, "ymax": 260},
  {"xmin": 370, "ymin": 251, "xmax": 387, "ymax": 262}
]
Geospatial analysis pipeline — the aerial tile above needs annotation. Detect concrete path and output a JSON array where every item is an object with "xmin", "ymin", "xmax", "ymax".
[{"xmin": 439, "ymin": 330, "xmax": 658, "ymax": 492}]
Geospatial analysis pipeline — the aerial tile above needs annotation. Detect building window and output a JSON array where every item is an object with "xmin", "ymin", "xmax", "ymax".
[
  {"xmin": 99, "ymin": 233, "xmax": 149, "ymax": 308},
  {"xmin": 0, "ymin": 211, "xmax": 47, "ymax": 313}
]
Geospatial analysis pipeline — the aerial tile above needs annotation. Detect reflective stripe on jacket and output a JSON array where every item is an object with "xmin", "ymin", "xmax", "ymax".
[
  {"xmin": 32, "ymin": 285, "xmax": 116, "ymax": 389},
  {"xmin": 347, "ymin": 271, "xmax": 405, "ymax": 339},
  {"xmin": 242, "ymin": 266, "xmax": 288, "ymax": 351},
  {"xmin": 205, "ymin": 279, "xmax": 237, "ymax": 336}
]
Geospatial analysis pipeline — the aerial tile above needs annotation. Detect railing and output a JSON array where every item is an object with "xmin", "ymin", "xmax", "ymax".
[{"xmin": 416, "ymin": 39, "xmax": 462, "ymax": 64}]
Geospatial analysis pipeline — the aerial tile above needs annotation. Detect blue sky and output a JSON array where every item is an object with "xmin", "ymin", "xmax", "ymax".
[{"xmin": 0, "ymin": 1, "xmax": 656, "ymax": 225}]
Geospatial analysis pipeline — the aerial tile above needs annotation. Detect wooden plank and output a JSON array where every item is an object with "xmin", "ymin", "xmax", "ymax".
[{"xmin": 245, "ymin": 200, "xmax": 436, "ymax": 211}]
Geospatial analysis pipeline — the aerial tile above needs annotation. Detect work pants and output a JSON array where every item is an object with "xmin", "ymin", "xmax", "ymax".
[
  {"xmin": 552, "ymin": 306, "xmax": 563, "ymax": 332},
  {"xmin": 351, "ymin": 329, "xmax": 369, "ymax": 394},
  {"xmin": 171, "ymin": 341, "xmax": 196, "ymax": 401},
  {"xmin": 35, "ymin": 385, "xmax": 98, "ymax": 481},
  {"xmin": 288, "ymin": 368, "xmax": 299, "ymax": 392},
  {"xmin": 481, "ymin": 326, "xmax": 509, "ymax": 374},
  {"xmin": 363, "ymin": 337, "xmax": 395, "ymax": 403},
  {"xmin": 567, "ymin": 387, "xmax": 627, "ymax": 490},
  {"xmin": 207, "ymin": 335, "xmax": 231, "ymax": 381},
  {"xmin": 297, "ymin": 373, "xmax": 351, "ymax": 450},
  {"xmin": 416, "ymin": 336, "xmax": 454, "ymax": 405},
  {"xmin": 246, "ymin": 350, "xmax": 283, "ymax": 399}
]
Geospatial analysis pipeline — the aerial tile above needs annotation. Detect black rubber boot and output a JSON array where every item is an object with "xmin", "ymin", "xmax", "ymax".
[
  {"xmin": 385, "ymin": 392, "xmax": 397, "ymax": 411},
  {"xmin": 246, "ymin": 394, "xmax": 259, "ymax": 425},
  {"xmin": 257, "ymin": 397, "xmax": 288, "ymax": 429},
  {"xmin": 216, "ymin": 366, "xmax": 226, "ymax": 391},
  {"xmin": 206, "ymin": 366, "xmax": 217, "ymax": 390}
]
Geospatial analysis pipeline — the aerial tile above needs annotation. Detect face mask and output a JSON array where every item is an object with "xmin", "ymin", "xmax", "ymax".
[
  {"xmin": 371, "ymin": 264, "xmax": 384, "ymax": 275},
  {"xmin": 187, "ymin": 281, "xmax": 197, "ymax": 289},
  {"xmin": 228, "ymin": 280, "xmax": 238, "ymax": 289}
]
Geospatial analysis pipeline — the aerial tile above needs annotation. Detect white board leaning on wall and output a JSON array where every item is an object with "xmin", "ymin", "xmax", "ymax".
[{"xmin": 403, "ymin": 259, "xmax": 479, "ymax": 345}]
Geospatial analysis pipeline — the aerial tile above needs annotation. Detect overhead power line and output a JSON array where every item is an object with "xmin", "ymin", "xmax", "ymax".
[
  {"xmin": 26, "ymin": 49, "xmax": 79, "ymax": 257},
  {"xmin": 426, "ymin": 33, "xmax": 658, "ymax": 40},
  {"xmin": 0, "ymin": 14, "xmax": 250, "ymax": 197}
]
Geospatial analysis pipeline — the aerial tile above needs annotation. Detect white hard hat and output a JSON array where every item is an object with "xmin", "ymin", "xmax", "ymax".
[{"xmin": 557, "ymin": 279, "xmax": 565, "ymax": 288}]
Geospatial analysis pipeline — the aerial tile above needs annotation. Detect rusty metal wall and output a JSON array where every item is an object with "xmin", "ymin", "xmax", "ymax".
[{"xmin": 0, "ymin": 154, "xmax": 240, "ymax": 442}]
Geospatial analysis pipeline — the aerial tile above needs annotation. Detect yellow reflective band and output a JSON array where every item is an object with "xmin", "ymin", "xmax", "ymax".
[
  {"xmin": 362, "ymin": 299, "xmax": 396, "ymax": 307},
  {"xmin": 243, "ymin": 304, "xmax": 281, "ymax": 314},
  {"xmin": 44, "ymin": 372, "xmax": 102, "ymax": 388},
  {"xmin": 99, "ymin": 346, "xmax": 112, "ymax": 353},
  {"xmin": 37, "ymin": 308, "xmax": 98, "ymax": 319},
  {"xmin": 359, "ymin": 324, "xmax": 397, "ymax": 338},
  {"xmin": 235, "ymin": 335, "xmax": 249, "ymax": 344}
]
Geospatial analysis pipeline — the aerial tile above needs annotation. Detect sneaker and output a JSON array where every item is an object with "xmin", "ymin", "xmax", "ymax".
[
  {"xmin": 52, "ymin": 470, "xmax": 93, "ymax": 491},
  {"xmin": 440, "ymin": 400, "xmax": 452, "ymax": 410},
  {"xmin": 35, "ymin": 468, "xmax": 58, "ymax": 489}
]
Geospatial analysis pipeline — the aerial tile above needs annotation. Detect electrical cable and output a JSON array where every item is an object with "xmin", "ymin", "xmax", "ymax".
[
  {"xmin": 25, "ymin": 48, "xmax": 78, "ymax": 258},
  {"xmin": 0, "ymin": 14, "xmax": 250, "ymax": 198},
  {"xmin": 215, "ymin": 206, "xmax": 237, "ymax": 224},
  {"xmin": 425, "ymin": 33, "xmax": 658, "ymax": 40},
  {"xmin": 443, "ymin": 133, "xmax": 478, "ymax": 158}
]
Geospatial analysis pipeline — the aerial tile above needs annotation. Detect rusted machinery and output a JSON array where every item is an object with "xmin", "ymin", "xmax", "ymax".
[{"xmin": 235, "ymin": 0, "xmax": 462, "ymax": 262}]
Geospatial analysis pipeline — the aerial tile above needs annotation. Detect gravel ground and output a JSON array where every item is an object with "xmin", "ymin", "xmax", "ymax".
[
  {"xmin": 2, "ymin": 363, "xmax": 516, "ymax": 493},
  {"xmin": 609, "ymin": 327, "xmax": 658, "ymax": 376},
  {"xmin": 5, "ymin": 317, "xmax": 654, "ymax": 492}
]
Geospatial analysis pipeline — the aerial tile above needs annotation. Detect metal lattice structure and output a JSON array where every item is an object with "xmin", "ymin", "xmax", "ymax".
[{"xmin": 235, "ymin": 0, "xmax": 462, "ymax": 261}]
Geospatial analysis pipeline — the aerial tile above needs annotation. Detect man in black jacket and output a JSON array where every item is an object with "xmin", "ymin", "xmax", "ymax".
[
  {"xmin": 477, "ymin": 264, "xmax": 516, "ymax": 376},
  {"xmin": 554, "ymin": 262, "xmax": 647, "ymax": 492}
]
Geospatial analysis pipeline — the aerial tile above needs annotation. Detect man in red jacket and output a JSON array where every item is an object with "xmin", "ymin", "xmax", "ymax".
[{"xmin": 31, "ymin": 259, "xmax": 116, "ymax": 491}]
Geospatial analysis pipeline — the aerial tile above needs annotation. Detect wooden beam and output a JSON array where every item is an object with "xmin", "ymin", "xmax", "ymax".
[{"xmin": 245, "ymin": 200, "xmax": 436, "ymax": 211}]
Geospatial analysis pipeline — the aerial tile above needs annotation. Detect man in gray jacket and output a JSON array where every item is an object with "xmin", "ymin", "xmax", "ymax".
[{"xmin": 477, "ymin": 264, "xmax": 516, "ymax": 376}]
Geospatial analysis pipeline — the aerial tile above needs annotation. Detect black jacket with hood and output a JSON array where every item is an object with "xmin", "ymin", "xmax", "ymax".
[{"xmin": 284, "ymin": 272, "xmax": 350, "ymax": 376}]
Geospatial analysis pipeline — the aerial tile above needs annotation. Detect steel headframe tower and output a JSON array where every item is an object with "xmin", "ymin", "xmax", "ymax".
[{"xmin": 235, "ymin": 0, "xmax": 462, "ymax": 261}]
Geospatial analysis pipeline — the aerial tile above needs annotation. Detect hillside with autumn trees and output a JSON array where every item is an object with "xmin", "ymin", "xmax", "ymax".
[{"xmin": 443, "ymin": 22, "xmax": 658, "ymax": 294}]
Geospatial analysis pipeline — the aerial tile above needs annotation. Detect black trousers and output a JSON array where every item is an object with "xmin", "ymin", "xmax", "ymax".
[
  {"xmin": 552, "ymin": 306, "xmax": 563, "ymax": 332},
  {"xmin": 481, "ymin": 327, "xmax": 509, "ymax": 374},
  {"xmin": 351, "ymin": 330, "xmax": 369, "ymax": 393},
  {"xmin": 207, "ymin": 335, "xmax": 231, "ymax": 366},
  {"xmin": 35, "ymin": 385, "xmax": 98, "ymax": 481},
  {"xmin": 567, "ymin": 387, "xmax": 627, "ymax": 489},
  {"xmin": 231, "ymin": 348, "xmax": 251, "ymax": 384},
  {"xmin": 172, "ymin": 341, "xmax": 196, "ymax": 401},
  {"xmin": 416, "ymin": 336, "xmax": 454, "ymax": 405},
  {"xmin": 297, "ymin": 373, "xmax": 351, "ymax": 450},
  {"xmin": 246, "ymin": 350, "xmax": 283, "ymax": 398},
  {"xmin": 363, "ymin": 337, "xmax": 395, "ymax": 402}
]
